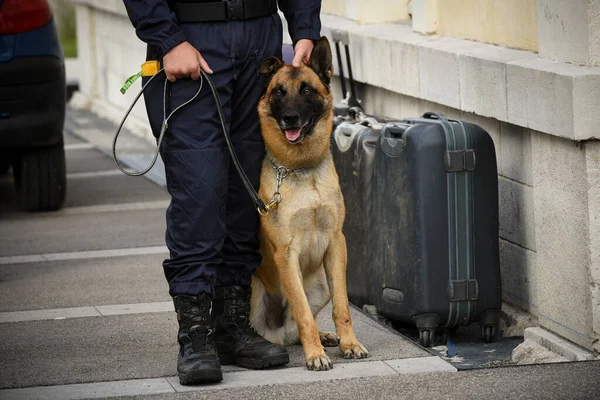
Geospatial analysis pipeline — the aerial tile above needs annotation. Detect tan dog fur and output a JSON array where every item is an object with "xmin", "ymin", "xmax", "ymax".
[{"xmin": 249, "ymin": 37, "xmax": 368, "ymax": 371}]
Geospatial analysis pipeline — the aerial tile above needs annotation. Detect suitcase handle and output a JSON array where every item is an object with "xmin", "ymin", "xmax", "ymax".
[
  {"xmin": 382, "ymin": 123, "xmax": 408, "ymax": 139},
  {"xmin": 379, "ymin": 123, "xmax": 408, "ymax": 157},
  {"xmin": 334, "ymin": 123, "xmax": 365, "ymax": 152},
  {"xmin": 422, "ymin": 112, "xmax": 450, "ymax": 123}
]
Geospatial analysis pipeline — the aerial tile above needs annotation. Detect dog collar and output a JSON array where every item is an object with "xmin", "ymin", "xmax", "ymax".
[
  {"xmin": 259, "ymin": 156, "xmax": 306, "ymax": 215},
  {"xmin": 267, "ymin": 155, "xmax": 306, "ymax": 174}
]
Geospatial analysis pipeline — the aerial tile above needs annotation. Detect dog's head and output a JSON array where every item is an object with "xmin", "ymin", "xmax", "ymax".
[{"xmin": 257, "ymin": 37, "xmax": 334, "ymax": 150}]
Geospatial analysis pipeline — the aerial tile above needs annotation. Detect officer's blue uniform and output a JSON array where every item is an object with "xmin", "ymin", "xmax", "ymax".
[{"xmin": 122, "ymin": 1, "xmax": 322, "ymax": 298}]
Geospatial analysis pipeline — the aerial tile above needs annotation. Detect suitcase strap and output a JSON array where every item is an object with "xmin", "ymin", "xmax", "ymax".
[{"xmin": 425, "ymin": 113, "xmax": 478, "ymax": 327}]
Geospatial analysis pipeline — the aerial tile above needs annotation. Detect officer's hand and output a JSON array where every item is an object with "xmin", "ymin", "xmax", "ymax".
[
  {"xmin": 292, "ymin": 39, "xmax": 314, "ymax": 67},
  {"xmin": 163, "ymin": 41, "xmax": 213, "ymax": 82}
]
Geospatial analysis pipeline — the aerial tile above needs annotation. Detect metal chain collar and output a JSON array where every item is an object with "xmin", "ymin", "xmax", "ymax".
[{"xmin": 258, "ymin": 157, "xmax": 305, "ymax": 216}]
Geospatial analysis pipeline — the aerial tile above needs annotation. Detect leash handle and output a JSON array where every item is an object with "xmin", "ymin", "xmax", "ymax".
[
  {"xmin": 112, "ymin": 68, "xmax": 202, "ymax": 177},
  {"xmin": 112, "ymin": 68, "xmax": 268, "ymax": 214}
]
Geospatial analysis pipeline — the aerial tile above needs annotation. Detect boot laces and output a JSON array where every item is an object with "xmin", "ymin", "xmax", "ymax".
[
  {"xmin": 225, "ymin": 292, "xmax": 261, "ymax": 340},
  {"xmin": 179, "ymin": 302, "xmax": 214, "ymax": 351}
]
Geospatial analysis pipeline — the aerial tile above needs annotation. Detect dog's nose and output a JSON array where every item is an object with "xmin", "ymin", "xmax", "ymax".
[{"xmin": 282, "ymin": 112, "xmax": 300, "ymax": 125}]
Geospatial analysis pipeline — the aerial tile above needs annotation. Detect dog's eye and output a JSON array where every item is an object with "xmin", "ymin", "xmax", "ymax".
[
  {"xmin": 274, "ymin": 89, "xmax": 284, "ymax": 96},
  {"xmin": 303, "ymin": 88, "xmax": 311, "ymax": 96}
]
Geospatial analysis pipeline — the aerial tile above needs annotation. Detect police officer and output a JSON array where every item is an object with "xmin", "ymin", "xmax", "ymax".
[{"xmin": 122, "ymin": 0, "xmax": 322, "ymax": 385}]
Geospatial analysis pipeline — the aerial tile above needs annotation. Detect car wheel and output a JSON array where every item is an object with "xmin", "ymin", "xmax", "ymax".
[
  {"xmin": 0, "ymin": 157, "xmax": 11, "ymax": 176},
  {"xmin": 15, "ymin": 141, "xmax": 67, "ymax": 212}
]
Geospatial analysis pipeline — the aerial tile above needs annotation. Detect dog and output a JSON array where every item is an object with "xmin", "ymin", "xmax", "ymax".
[{"xmin": 249, "ymin": 36, "xmax": 369, "ymax": 371}]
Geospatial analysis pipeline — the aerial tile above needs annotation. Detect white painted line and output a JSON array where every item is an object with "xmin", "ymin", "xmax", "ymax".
[
  {"xmin": 0, "ymin": 306, "xmax": 100, "ymax": 324},
  {"xmin": 41, "ymin": 246, "xmax": 169, "ymax": 262},
  {"xmin": 384, "ymin": 357, "xmax": 458, "ymax": 374},
  {"xmin": 96, "ymin": 301, "xmax": 174, "ymax": 316},
  {"xmin": 67, "ymin": 170, "xmax": 123, "ymax": 179},
  {"xmin": 0, "ymin": 245, "xmax": 169, "ymax": 265},
  {"xmin": 0, "ymin": 302, "xmax": 173, "ymax": 324},
  {"xmin": 58, "ymin": 200, "xmax": 169, "ymax": 216},
  {"xmin": 0, "ymin": 361, "xmax": 402, "ymax": 399},
  {"xmin": 0, "ymin": 378, "xmax": 174, "ymax": 400},
  {"xmin": 64, "ymin": 143, "xmax": 95, "ymax": 151},
  {"xmin": 0, "ymin": 255, "xmax": 45, "ymax": 264}
]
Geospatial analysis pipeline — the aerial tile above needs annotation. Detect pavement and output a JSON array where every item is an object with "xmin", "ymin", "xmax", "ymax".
[{"xmin": 0, "ymin": 107, "xmax": 598, "ymax": 399}]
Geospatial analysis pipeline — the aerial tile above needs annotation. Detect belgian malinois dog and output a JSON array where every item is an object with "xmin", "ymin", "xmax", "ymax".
[{"xmin": 249, "ymin": 36, "xmax": 369, "ymax": 371}]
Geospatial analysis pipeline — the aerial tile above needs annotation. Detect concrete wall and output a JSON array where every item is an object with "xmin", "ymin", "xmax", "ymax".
[
  {"xmin": 69, "ymin": 0, "xmax": 600, "ymax": 354},
  {"xmin": 70, "ymin": 0, "xmax": 154, "ymax": 143},
  {"xmin": 537, "ymin": 0, "xmax": 600, "ymax": 66}
]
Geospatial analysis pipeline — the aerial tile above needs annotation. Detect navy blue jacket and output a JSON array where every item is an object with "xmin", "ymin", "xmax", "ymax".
[{"xmin": 122, "ymin": 0, "xmax": 322, "ymax": 58}]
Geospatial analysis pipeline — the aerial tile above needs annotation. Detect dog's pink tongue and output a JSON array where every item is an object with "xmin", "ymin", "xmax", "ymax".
[{"xmin": 285, "ymin": 128, "xmax": 301, "ymax": 141}]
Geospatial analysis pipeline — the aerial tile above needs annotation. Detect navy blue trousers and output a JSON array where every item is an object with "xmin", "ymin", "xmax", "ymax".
[{"xmin": 142, "ymin": 15, "xmax": 283, "ymax": 297}]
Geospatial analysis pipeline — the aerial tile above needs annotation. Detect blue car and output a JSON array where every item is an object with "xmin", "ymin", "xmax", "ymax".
[{"xmin": 0, "ymin": 0, "xmax": 66, "ymax": 212}]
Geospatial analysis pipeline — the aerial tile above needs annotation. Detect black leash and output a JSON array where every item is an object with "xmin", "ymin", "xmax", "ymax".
[{"xmin": 112, "ymin": 68, "xmax": 268, "ymax": 214}]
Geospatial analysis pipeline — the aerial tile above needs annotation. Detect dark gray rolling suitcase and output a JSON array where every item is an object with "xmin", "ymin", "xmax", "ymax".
[
  {"xmin": 367, "ymin": 112, "xmax": 502, "ymax": 347},
  {"xmin": 332, "ymin": 119, "xmax": 382, "ymax": 308}
]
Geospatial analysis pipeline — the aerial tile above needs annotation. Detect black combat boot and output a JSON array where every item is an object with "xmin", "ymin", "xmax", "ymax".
[
  {"xmin": 173, "ymin": 294, "xmax": 223, "ymax": 385},
  {"xmin": 212, "ymin": 285, "xmax": 290, "ymax": 369}
]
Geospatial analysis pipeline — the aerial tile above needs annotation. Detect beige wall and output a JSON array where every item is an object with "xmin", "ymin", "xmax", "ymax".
[
  {"xmin": 321, "ymin": 0, "xmax": 346, "ymax": 17},
  {"xmin": 436, "ymin": 0, "xmax": 539, "ymax": 52},
  {"xmin": 321, "ymin": 0, "xmax": 411, "ymax": 24},
  {"xmin": 324, "ymin": 0, "xmax": 538, "ymax": 51}
]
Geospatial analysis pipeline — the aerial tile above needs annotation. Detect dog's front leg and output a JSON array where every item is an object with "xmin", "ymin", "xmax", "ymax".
[
  {"xmin": 275, "ymin": 247, "xmax": 332, "ymax": 371},
  {"xmin": 324, "ymin": 231, "xmax": 369, "ymax": 359}
]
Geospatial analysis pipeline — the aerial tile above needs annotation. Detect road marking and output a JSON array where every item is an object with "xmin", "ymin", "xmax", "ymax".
[
  {"xmin": 0, "ymin": 301, "xmax": 173, "ymax": 324},
  {"xmin": 64, "ymin": 143, "xmax": 95, "ymax": 151},
  {"xmin": 0, "ymin": 245, "xmax": 169, "ymax": 265},
  {"xmin": 58, "ymin": 200, "xmax": 169, "ymax": 216},
  {"xmin": 1, "ymin": 168, "xmax": 124, "ymax": 184},
  {"xmin": 67, "ymin": 170, "xmax": 124, "ymax": 179},
  {"xmin": 0, "ymin": 307, "xmax": 101, "ymax": 324},
  {"xmin": 0, "ymin": 357, "xmax": 455, "ymax": 399},
  {"xmin": 96, "ymin": 302, "xmax": 174, "ymax": 317},
  {"xmin": 0, "ymin": 201, "xmax": 168, "ymax": 218},
  {"xmin": 0, "ymin": 255, "xmax": 46, "ymax": 264}
]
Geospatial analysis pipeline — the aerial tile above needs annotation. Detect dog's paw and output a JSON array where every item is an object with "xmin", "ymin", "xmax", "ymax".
[
  {"xmin": 306, "ymin": 354, "xmax": 333, "ymax": 371},
  {"xmin": 340, "ymin": 341, "xmax": 369, "ymax": 359},
  {"xmin": 319, "ymin": 331, "xmax": 340, "ymax": 347}
]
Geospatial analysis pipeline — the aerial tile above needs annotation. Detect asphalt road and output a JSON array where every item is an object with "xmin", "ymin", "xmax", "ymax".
[
  {"xmin": 111, "ymin": 360, "xmax": 600, "ymax": 400},
  {"xmin": 0, "ymin": 107, "xmax": 597, "ymax": 400}
]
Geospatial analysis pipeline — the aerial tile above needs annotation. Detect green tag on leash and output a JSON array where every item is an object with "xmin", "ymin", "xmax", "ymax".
[{"xmin": 120, "ymin": 71, "xmax": 142, "ymax": 94}]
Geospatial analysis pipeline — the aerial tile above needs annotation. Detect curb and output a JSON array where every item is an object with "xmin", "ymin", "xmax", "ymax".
[{"xmin": 524, "ymin": 327, "xmax": 598, "ymax": 362}]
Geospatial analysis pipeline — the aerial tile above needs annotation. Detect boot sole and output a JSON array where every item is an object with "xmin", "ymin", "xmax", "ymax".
[
  {"xmin": 219, "ymin": 353, "xmax": 290, "ymax": 369},
  {"xmin": 178, "ymin": 368, "xmax": 223, "ymax": 385}
]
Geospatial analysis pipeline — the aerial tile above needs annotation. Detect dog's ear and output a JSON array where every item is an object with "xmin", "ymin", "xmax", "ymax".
[
  {"xmin": 308, "ymin": 36, "xmax": 334, "ymax": 86},
  {"xmin": 258, "ymin": 56, "xmax": 284, "ymax": 82}
]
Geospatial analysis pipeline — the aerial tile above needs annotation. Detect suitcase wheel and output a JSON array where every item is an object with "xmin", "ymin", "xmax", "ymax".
[
  {"xmin": 419, "ymin": 329, "xmax": 433, "ymax": 348},
  {"xmin": 482, "ymin": 326, "xmax": 495, "ymax": 343}
]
